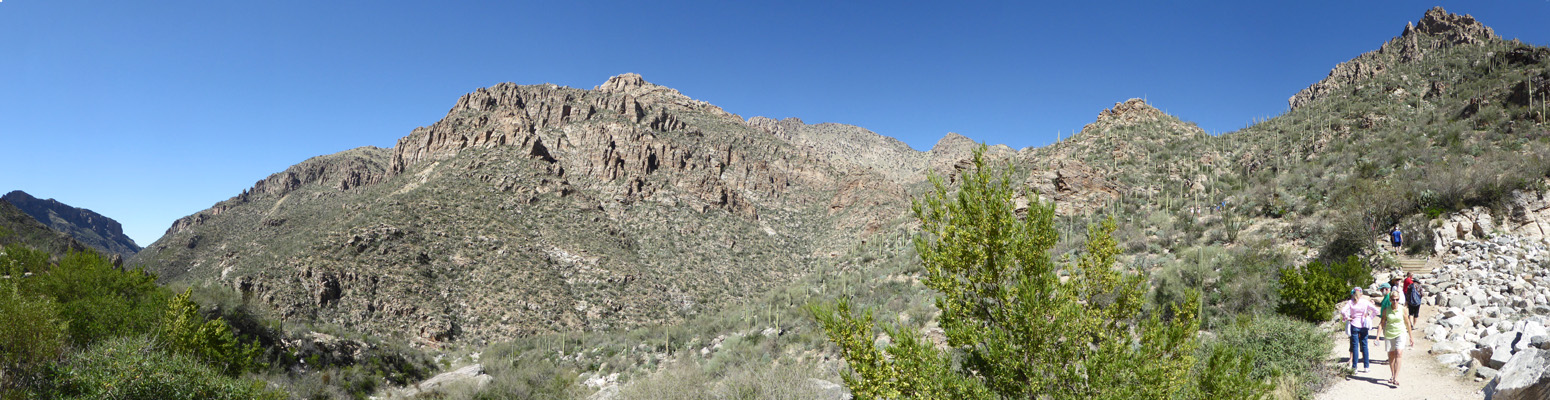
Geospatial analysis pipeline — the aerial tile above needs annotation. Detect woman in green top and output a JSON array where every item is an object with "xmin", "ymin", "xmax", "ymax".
[{"xmin": 1377, "ymin": 280, "xmax": 1408, "ymax": 387}]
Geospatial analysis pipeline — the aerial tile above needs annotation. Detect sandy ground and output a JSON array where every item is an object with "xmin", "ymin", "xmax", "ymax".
[{"xmin": 1315, "ymin": 306, "xmax": 1488, "ymax": 400}]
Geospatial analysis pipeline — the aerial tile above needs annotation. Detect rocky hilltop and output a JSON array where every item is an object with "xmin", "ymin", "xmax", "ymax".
[
  {"xmin": 1289, "ymin": 6, "xmax": 1500, "ymax": 110},
  {"xmin": 3, "ymin": 190, "xmax": 139, "ymax": 258}
]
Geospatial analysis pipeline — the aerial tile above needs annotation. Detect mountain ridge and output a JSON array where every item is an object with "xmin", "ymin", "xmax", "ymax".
[{"xmin": 3, "ymin": 190, "xmax": 140, "ymax": 258}]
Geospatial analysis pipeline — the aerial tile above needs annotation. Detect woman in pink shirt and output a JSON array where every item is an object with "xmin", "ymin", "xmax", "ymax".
[{"xmin": 1339, "ymin": 287, "xmax": 1380, "ymax": 372}]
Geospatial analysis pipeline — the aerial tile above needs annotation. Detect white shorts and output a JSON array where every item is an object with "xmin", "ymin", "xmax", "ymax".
[{"xmin": 1384, "ymin": 335, "xmax": 1407, "ymax": 352}]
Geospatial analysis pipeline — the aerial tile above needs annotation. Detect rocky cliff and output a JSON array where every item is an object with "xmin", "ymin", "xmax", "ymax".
[{"xmin": 3, "ymin": 190, "xmax": 139, "ymax": 258}]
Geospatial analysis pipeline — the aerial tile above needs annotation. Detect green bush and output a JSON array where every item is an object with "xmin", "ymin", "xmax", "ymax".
[
  {"xmin": 49, "ymin": 336, "xmax": 283, "ymax": 400},
  {"xmin": 23, "ymin": 251, "xmax": 169, "ymax": 346},
  {"xmin": 1205, "ymin": 315, "xmax": 1332, "ymax": 399},
  {"xmin": 161, "ymin": 288, "xmax": 265, "ymax": 377},
  {"xmin": 0, "ymin": 284, "xmax": 68, "ymax": 396},
  {"xmin": 1277, "ymin": 256, "xmax": 1372, "ymax": 323}
]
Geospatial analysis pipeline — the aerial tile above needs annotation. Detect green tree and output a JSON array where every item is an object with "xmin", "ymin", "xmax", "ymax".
[
  {"xmin": 811, "ymin": 148, "xmax": 1250, "ymax": 399},
  {"xmin": 1277, "ymin": 255, "xmax": 1371, "ymax": 323},
  {"xmin": 160, "ymin": 288, "xmax": 265, "ymax": 377},
  {"xmin": 24, "ymin": 250, "xmax": 169, "ymax": 346}
]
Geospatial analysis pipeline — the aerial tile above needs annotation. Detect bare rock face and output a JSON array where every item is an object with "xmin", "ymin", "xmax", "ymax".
[
  {"xmin": 388, "ymin": 74, "xmax": 828, "ymax": 216},
  {"xmin": 1290, "ymin": 7, "xmax": 1500, "ymax": 110}
]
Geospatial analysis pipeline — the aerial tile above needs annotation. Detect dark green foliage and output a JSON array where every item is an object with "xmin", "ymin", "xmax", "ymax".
[
  {"xmin": 161, "ymin": 288, "xmax": 265, "ymax": 377},
  {"xmin": 1277, "ymin": 256, "xmax": 1372, "ymax": 322},
  {"xmin": 47, "ymin": 336, "xmax": 283, "ymax": 400},
  {"xmin": 19, "ymin": 251, "xmax": 168, "ymax": 346}
]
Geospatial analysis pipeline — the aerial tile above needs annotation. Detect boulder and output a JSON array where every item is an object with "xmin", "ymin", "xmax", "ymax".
[{"xmin": 1485, "ymin": 348, "xmax": 1550, "ymax": 400}]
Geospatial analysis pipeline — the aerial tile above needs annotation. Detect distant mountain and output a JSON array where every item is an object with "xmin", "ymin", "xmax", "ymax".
[
  {"xmin": 3, "ymin": 190, "xmax": 141, "ymax": 258},
  {"xmin": 0, "ymin": 197, "xmax": 88, "ymax": 258}
]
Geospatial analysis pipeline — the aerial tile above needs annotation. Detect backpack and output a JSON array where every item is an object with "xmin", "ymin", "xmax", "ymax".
[{"xmin": 1406, "ymin": 283, "xmax": 1424, "ymax": 304}]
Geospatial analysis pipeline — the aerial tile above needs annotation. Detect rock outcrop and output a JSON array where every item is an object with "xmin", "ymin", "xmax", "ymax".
[
  {"xmin": 2, "ymin": 190, "xmax": 139, "ymax": 257},
  {"xmin": 1289, "ymin": 7, "xmax": 1500, "ymax": 110},
  {"xmin": 387, "ymin": 74, "xmax": 830, "ymax": 216}
]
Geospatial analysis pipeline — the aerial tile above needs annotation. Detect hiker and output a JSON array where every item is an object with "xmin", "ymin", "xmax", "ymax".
[
  {"xmin": 1377, "ymin": 281, "xmax": 1409, "ymax": 387},
  {"xmin": 1404, "ymin": 272, "xmax": 1423, "ymax": 331},
  {"xmin": 1391, "ymin": 228, "xmax": 1403, "ymax": 252},
  {"xmin": 1338, "ymin": 287, "xmax": 1380, "ymax": 373}
]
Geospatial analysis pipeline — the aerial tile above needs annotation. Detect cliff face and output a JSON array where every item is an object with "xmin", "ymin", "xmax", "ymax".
[{"xmin": 2, "ymin": 190, "xmax": 139, "ymax": 258}]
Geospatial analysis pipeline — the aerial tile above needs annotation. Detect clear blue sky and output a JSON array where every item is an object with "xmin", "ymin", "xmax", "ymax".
[{"xmin": 2, "ymin": 1, "xmax": 1547, "ymax": 247}]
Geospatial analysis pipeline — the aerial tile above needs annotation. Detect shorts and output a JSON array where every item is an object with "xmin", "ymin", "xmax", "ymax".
[
  {"xmin": 1384, "ymin": 335, "xmax": 1407, "ymax": 352},
  {"xmin": 1407, "ymin": 304, "xmax": 1421, "ymax": 318}
]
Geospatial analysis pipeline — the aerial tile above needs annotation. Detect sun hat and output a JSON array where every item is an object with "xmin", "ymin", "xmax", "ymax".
[{"xmin": 1377, "ymin": 283, "xmax": 1392, "ymax": 290}]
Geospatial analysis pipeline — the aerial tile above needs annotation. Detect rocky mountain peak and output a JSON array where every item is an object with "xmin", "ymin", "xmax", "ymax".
[
  {"xmin": 929, "ymin": 132, "xmax": 976, "ymax": 154},
  {"xmin": 596, "ymin": 73, "xmax": 651, "ymax": 92},
  {"xmin": 1290, "ymin": 7, "xmax": 1503, "ymax": 110},
  {"xmin": 1408, "ymin": 7, "xmax": 1497, "ymax": 45},
  {"xmin": 1093, "ymin": 98, "xmax": 1165, "ymax": 126}
]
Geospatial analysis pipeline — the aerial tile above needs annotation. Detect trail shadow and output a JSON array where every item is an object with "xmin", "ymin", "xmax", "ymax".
[{"xmin": 1346, "ymin": 374, "xmax": 1395, "ymax": 388}]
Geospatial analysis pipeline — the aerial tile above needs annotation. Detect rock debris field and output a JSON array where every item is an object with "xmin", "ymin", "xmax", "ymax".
[{"xmin": 1412, "ymin": 235, "xmax": 1550, "ymax": 399}]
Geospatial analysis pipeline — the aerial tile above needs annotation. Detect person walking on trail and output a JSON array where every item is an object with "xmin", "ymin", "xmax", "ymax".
[
  {"xmin": 1391, "ymin": 228, "xmax": 1403, "ymax": 252},
  {"xmin": 1404, "ymin": 272, "xmax": 1423, "ymax": 331},
  {"xmin": 1378, "ymin": 281, "xmax": 1410, "ymax": 388},
  {"xmin": 1339, "ymin": 287, "xmax": 1380, "ymax": 373}
]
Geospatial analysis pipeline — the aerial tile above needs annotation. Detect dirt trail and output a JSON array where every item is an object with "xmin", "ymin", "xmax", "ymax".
[{"xmin": 1315, "ymin": 305, "xmax": 1486, "ymax": 400}]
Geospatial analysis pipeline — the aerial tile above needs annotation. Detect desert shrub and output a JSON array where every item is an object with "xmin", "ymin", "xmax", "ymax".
[
  {"xmin": 618, "ymin": 359, "xmax": 824, "ymax": 400},
  {"xmin": 48, "ymin": 336, "xmax": 283, "ymax": 400},
  {"xmin": 469, "ymin": 356, "xmax": 582, "ymax": 400},
  {"xmin": 1153, "ymin": 245, "xmax": 1287, "ymax": 329},
  {"xmin": 22, "ymin": 251, "xmax": 169, "ymax": 346},
  {"xmin": 161, "ymin": 288, "xmax": 265, "ymax": 377},
  {"xmin": 1397, "ymin": 214, "xmax": 1435, "ymax": 255},
  {"xmin": 0, "ymin": 283, "xmax": 68, "ymax": 396},
  {"xmin": 1277, "ymin": 256, "xmax": 1371, "ymax": 323},
  {"xmin": 1205, "ymin": 314, "xmax": 1332, "ymax": 399}
]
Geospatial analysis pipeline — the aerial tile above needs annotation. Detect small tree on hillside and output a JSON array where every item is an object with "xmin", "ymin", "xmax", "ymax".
[{"xmin": 811, "ymin": 147, "xmax": 1258, "ymax": 399}]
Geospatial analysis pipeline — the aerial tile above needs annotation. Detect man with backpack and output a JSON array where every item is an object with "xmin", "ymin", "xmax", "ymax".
[{"xmin": 1403, "ymin": 272, "xmax": 1423, "ymax": 331}]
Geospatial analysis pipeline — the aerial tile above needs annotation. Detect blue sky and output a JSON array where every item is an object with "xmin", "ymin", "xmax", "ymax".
[{"xmin": 2, "ymin": 1, "xmax": 1547, "ymax": 247}]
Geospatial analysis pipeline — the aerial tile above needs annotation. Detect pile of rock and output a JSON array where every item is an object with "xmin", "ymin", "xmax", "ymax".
[{"xmin": 1412, "ymin": 235, "xmax": 1550, "ymax": 398}]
